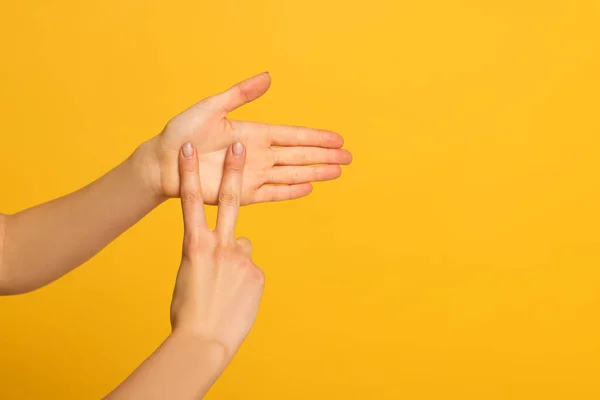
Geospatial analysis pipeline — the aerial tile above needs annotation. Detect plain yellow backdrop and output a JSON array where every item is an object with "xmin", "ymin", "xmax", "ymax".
[{"xmin": 1, "ymin": 1, "xmax": 600, "ymax": 399}]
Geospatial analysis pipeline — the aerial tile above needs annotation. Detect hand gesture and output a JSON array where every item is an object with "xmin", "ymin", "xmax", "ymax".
[{"xmin": 170, "ymin": 141, "xmax": 264, "ymax": 358}]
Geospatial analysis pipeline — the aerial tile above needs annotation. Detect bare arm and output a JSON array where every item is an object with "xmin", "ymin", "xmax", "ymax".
[
  {"xmin": 104, "ymin": 332, "xmax": 227, "ymax": 400},
  {"xmin": 0, "ymin": 142, "xmax": 164, "ymax": 295},
  {"xmin": 0, "ymin": 73, "xmax": 350, "ymax": 295}
]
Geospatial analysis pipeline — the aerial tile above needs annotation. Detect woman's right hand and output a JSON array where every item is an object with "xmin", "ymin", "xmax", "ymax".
[{"xmin": 170, "ymin": 141, "xmax": 265, "ymax": 361}]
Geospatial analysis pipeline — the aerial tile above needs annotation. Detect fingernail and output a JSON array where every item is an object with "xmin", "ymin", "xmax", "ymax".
[
  {"xmin": 232, "ymin": 141, "xmax": 244, "ymax": 157},
  {"xmin": 182, "ymin": 143, "xmax": 194, "ymax": 158}
]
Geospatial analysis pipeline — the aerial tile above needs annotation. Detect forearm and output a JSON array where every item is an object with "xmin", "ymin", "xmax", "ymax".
[
  {"xmin": 0, "ymin": 141, "xmax": 165, "ymax": 294},
  {"xmin": 105, "ymin": 331, "xmax": 227, "ymax": 400}
]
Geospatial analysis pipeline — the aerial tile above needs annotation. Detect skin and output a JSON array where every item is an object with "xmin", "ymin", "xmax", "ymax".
[
  {"xmin": 0, "ymin": 72, "xmax": 352, "ymax": 295},
  {"xmin": 105, "ymin": 142, "xmax": 264, "ymax": 399},
  {"xmin": 152, "ymin": 72, "xmax": 352, "ymax": 203}
]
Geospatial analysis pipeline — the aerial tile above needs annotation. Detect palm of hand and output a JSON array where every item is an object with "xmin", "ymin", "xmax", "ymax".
[
  {"xmin": 153, "ymin": 73, "xmax": 352, "ymax": 205},
  {"xmin": 191, "ymin": 122, "xmax": 274, "ymax": 205}
]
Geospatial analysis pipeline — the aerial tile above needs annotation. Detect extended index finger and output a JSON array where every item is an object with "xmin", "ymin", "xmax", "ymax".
[
  {"xmin": 179, "ymin": 143, "xmax": 209, "ymax": 241},
  {"xmin": 215, "ymin": 141, "xmax": 246, "ymax": 242}
]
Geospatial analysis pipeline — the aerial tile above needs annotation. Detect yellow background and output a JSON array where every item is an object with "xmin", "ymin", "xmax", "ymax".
[{"xmin": 1, "ymin": 1, "xmax": 600, "ymax": 399}]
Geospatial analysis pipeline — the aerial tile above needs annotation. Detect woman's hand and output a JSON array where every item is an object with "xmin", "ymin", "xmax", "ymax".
[
  {"xmin": 104, "ymin": 142, "xmax": 264, "ymax": 399},
  {"xmin": 170, "ymin": 141, "xmax": 265, "ymax": 359},
  {"xmin": 146, "ymin": 72, "xmax": 352, "ymax": 204}
]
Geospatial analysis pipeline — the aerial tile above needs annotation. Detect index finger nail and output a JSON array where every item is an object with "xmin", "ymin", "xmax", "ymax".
[
  {"xmin": 182, "ymin": 142, "xmax": 194, "ymax": 158},
  {"xmin": 232, "ymin": 141, "xmax": 244, "ymax": 157}
]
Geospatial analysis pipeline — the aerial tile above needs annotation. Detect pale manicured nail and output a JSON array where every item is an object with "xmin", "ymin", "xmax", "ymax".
[
  {"xmin": 182, "ymin": 143, "xmax": 194, "ymax": 158},
  {"xmin": 232, "ymin": 141, "xmax": 244, "ymax": 157}
]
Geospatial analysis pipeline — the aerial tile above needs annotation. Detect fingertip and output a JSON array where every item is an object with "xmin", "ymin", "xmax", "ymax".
[
  {"xmin": 316, "ymin": 165, "xmax": 342, "ymax": 182},
  {"xmin": 298, "ymin": 182, "xmax": 313, "ymax": 198},
  {"xmin": 289, "ymin": 182, "xmax": 313, "ymax": 201},
  {"xmin": 322, "ymin": 131, "xmax": 345, "ymax": 148},
  {"xmin": 225, "ymin": 141, "xmax": 246, "ymax": 171},
  {"xmin": 238, "ymin": 73, "xmax": 271, "ymax": 104},
  {"xmin": 256, "ymin": 71, "xmax": 271, "ymax": 85},
  {"xmin": 260, "ymin": 71, "xmax": 271, "ymax": 83},
  {"xmin": 179, "ymin": 142, "xmax": 198, "ymax": 171},
  {"xmin": 344, "ymin": 150, "xmax": 353, "ymax": 164},
  {"xmin": 182, "ymin": 142, "xmax": 194, "ymax": 159},
  {"xmin": 232, "ymin": 141, "xmax": 245, "ymax": 158},
  {"xmin": 332, "ymin": 164, "xmax": 342, "ymax": 178},
  {"xmin": 332, "ymin": 149, "xmax": 353, "ymax": 165}
]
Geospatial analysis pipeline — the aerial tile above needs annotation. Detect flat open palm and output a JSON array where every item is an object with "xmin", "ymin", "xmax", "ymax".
[{"xmin": 154, "ymin": 73, "xmax": 352, "ymax": 205}]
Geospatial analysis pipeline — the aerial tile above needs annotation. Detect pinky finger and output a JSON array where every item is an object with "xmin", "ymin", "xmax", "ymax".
[{"xmin": 252, "ymin": 183, "xmax": 313, "ymax": 203}]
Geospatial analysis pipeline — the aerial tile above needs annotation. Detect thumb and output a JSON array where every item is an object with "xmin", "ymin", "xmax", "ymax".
[{"xmin": 206, "ymin": 72, "xmax": 271, "ymax": 114}]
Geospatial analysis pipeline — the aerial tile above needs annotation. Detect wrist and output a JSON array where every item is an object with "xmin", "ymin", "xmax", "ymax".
[
  {"xmin": 129, "ymin": 137, "xmax": 168, "ymax": 204},
  {"xmin": 168, "ymin": 329, "xmax": 229, "ymax": 371}
]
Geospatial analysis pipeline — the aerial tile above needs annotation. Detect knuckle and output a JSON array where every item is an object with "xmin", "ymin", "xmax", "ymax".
[
  {"xmin": 182, "ymin": 160, "xmax": 197, "ymax": 172},
  {"xmin": 237, "ymin": 258, "xmax": 255, "ymax": 270},
  {"xmin": 270, "ymin": 186, "xmax": 278, "ymax": 202},
  {"xmin": 234, "ymin": 83, "xmax": 249, "ymax": 103},
  {"xmin": 303, "ymin": 150, "xmax": 311, "ymax": 164},
  {"xmin": 184, "ymin": 231, "xmax": 200, "ymax": 246},
  {"xmin": 214, "ymin": 241, "xmax": 236, "ymax": 259},
  {"xmin": 182, "ymin": 191, "xmax": 200, "ymax": 205},
  {"xmin": 163, "ymin": 118, "xmax": 177, "ymax": 133},
  {"xmin": 326, "ymin": 148, "xmax": 334, "ymax": 163},
  {"xmin": 313, "ymin": 167, "xmax": 323, "ymax": 181},
  {"xmin": 253, "ymin": 266, "xmax": 265, "ymax": 285},
  {"xmin": 225, "ymin": 254, "xmax": 256, "ymax": 273},
  {"xmin": 183, "ymin": 232, "xmax": 207, "ymax": 254},
  {"xmin": 218, "ymin": 191, "xmax": 239, "ymax": 206},
  {"xmin": 226, "ymin": 160, "xmax": 244, "ymax": 173},
  {"xmin": 292, "ymin": 170, "xmax": 301, "ymax": 184},
  {"xmin": 296, "ymin": 127, "xmax": 307, "ymax": 142},
  {"xmin": 230, "ymin": 255, "xmax": 264, "ymax": 284},
  {"xmin": 287, "ymin": 185, "xmax": 297, "ymax": 200}
]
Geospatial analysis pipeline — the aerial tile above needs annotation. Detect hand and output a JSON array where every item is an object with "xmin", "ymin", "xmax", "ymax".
[
  {"xmin": 147, "ymin": 72, "xmax": 352, "ymax": 204},
  {"xmin": 170, "ymin": 141, "xmax": 264, "ymax": 359}
]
